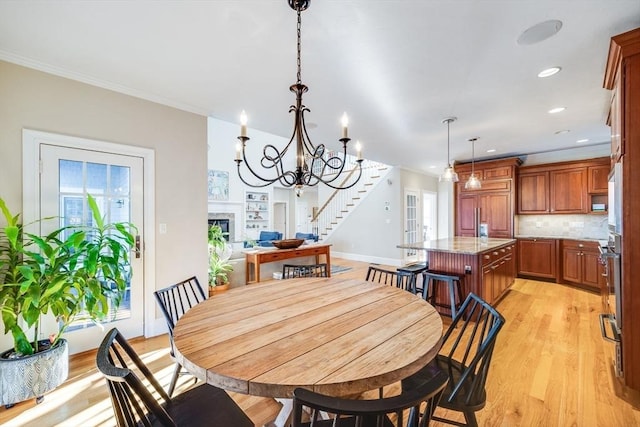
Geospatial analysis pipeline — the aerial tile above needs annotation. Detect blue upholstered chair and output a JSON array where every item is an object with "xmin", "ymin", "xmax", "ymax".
[
  {"xmin": 257, "ymin": 231, "xmax": 282, "ymax": 247},
  {"xmin": 295, "ymin": 232, "xmax": 319, "ymax": 242}
]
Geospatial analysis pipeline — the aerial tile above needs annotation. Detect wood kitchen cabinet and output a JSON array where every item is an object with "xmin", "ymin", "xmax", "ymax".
[
  {"xmin": 603, "ymin": 27, "xmax": 640, "ymax": 391},
  {"xmin": 550, "ymin": 168, "xmax": 588, "ymax": 213},
  {"xmin": 422, "ymin": 238, "xmax": 516, "ymax": 308},
  {"xmin": 481, "ymin": 243, "xmax": 516, "ymax": 304},
  {"xmin": 457, "ymin": 191, "xmax": 512, "ymax": 238},
  {"xmin": 588, "ymin": 165, "xmax": 609, "ymax": 193},
  {"xmin": 518, "ymin": 158, "xmax": 609, "ymax": 214},
  {"xmin": 561, "ymin": 240, "xmax": 604, "ymax": 290},
  {"xmin": 518, "ymin": 172, "xmax": 549, "ymax": 213},
  {"xmin": 455, "ymin": 157, "xmax": 521, "ymax": 238},
  {"xmin": 608, "ymin": 69, "xmax": 624, "ymax": 164},
  {"xmin": 517, "ymin": 238, "xmax": 558, "ymax": 280}
]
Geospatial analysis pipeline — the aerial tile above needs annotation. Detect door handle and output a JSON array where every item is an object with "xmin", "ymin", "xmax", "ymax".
[
  {"xmin": 135, "ymin": 235, "xmax": 142, "ymax": 259},
  {"xmin": 599, "ymin": 314, "xmax": 620, "ymax": 343}
]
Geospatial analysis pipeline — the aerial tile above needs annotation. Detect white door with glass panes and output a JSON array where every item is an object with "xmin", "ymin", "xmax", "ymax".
[
  {"xmin": 423, "ymin": 191, "xmax": 437, "ymax": 241},
  {"xmin": 404, "ymin": 189, "xmax": 420, "ymax": 264},
  {"xmin": 39, "ymin": 144, "xmax": 144, "ymax": 354}
]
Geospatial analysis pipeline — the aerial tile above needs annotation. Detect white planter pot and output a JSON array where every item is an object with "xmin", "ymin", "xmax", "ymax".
[{"xmin": 0, "ymin": 339, "xmax": 69, "ymax": 407}]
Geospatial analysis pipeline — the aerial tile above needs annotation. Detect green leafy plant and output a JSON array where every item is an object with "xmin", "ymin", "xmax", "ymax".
[
  {"xmin": 0, "ymin": 195, "xmax": 135, "ymax": 355},
  {"xmin": 208, "ymin": 224, "xmax": 232, "ymax": 286}
]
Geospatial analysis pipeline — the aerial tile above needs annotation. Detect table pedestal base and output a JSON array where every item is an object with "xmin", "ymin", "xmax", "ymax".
[{"xmin": 265, "ymin": 397, "xmax": 329, "ymax": 427}]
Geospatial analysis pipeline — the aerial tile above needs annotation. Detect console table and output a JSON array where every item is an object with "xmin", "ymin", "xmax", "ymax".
[{"xmin": 245, "ymin": 244, "xmax": 332, "ymax": 284}]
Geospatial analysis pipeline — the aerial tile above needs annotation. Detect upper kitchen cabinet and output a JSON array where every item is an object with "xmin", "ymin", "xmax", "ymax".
[
  {"xmin": 588, "ymin": 164, "xmax": 609, "ymax": 193},
  {"xmin": 550, "ymin": 168, "xmax": 588, "ymax": 213},
  {"xmin": 518, "ymin": 171, "xmax": 549, "ymax": 214},
  {"xmin": 517, "ymin": 158, "xmax": 609, "ymax": 215},
  {"xmin": 455, "ymin": 157, "xmax": 521, "ymax": 238}
]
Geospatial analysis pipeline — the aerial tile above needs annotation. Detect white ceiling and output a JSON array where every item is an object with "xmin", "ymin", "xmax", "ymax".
[{"xmin": 1, "ymin": 1, "xmax": 639, "ymax": 175}]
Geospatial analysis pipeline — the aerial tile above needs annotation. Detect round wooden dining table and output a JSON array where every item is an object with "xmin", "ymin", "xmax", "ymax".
[{"xmin": 173, "ymin": 275, "xmax": 443, "ymax": 426}]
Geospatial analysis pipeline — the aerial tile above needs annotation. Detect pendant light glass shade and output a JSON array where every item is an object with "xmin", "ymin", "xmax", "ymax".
[
  {"xmin": 465, "ymin": 174, "xmax": 482, "ymax": 189},
  {"xmin": 465, "ymin": 137, "xmax": 482, "ymax": 189},
  {"xmin": 440, "ymin": 117, "xmax": 459, "ymax": 182},
  {"xmin": 440, "ymin": 166, "xmax": 459, "ymax": 182}
]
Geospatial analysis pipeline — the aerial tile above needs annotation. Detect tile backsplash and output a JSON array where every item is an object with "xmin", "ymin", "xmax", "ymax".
[{"xmin": 516, "ymin": 214, "xmax": 608, "ymax": 239}]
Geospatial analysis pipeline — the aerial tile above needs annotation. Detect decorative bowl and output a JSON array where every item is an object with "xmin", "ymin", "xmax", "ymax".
[{"xmin": 272, "ymin": 239, "xmax": 305, "ymax": 249}]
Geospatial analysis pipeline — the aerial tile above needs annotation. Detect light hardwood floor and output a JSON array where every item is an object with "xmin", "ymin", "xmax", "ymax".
[{"xmin": 1, "ymin": 257, "xmax": 639, "ymax": 427}]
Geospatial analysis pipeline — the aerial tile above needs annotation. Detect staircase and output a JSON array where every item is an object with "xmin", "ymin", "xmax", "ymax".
[{"xmin": 312, "ymin": 158, "xmax": 390, "ymax": 241}]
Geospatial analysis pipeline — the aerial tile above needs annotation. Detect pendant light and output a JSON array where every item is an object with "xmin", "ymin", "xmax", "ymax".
[
  {"xmin": 465, "ymin": 137, "xmax": 482, "ymax": 190},
  {"xmin": 439, "ymin": 117, "xmax": 459, "ymax": 182}
]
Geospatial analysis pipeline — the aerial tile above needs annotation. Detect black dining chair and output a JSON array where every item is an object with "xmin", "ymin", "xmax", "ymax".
[
  {"xmin": 364, "ymin": 265, "xmax": 416, "ymax": 399},
  {"xmin": 291, "ymin": 370, "xmax": 448, "ymax": 427},
  {"xmin": 96, "ymin": 328, "xmax": 253, "ymax": 427},
  {"xmin": 401, "ymin": 292, "xmax": 506, "ymax": 427},
  {"xmin": 283, "ymin": 263, "xmax": 328, "ymax": 279},
  {"xmin": 153, "ymin": 276, "xmax": 206, "ymax": 396},
  {"xmin": 366, "ymin": 265, "xmax": 413, "ymax": 292}
]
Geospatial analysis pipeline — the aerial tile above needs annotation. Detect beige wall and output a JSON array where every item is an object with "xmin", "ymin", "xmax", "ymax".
[{"xmin": 0, "ymin": 61, "xmax": 208, "ymax": 345}]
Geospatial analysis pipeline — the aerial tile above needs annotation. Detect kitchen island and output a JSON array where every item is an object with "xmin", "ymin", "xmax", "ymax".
[{"xmin": 398, "ymin": 237, "xmax": 517, "ymax": 306}]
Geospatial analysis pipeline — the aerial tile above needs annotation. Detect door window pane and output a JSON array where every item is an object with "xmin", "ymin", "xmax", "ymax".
[
  {"xmin": 59, "ymin": 160, "xmax": 83, "ymax": 193},
  {"xmin": 110, "ymin": 197, "xmax": 130, "ymax": 224},
  {"xmin": 87, "ymin": 162, "xmax": 107, "ymax": 195},
  {"xmin": 110, "ymin": 165, "xmax": 130, "ymax": 196}
]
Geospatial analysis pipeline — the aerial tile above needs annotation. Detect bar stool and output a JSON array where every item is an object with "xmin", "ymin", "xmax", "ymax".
[
  {"xmin": 422, "ymin": 270, "xmax": 463, "ymax": 318},
  {"xmin": 396, "ymin": 262, "xmax": 429, "ymax": 295}
]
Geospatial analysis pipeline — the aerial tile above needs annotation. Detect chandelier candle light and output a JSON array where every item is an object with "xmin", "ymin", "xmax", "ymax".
[
  {"xmin": 439, "ymin": 117, "xmax": 459, "ymax": 182},
  {"xmin": 235, "ymin": 0, "xmax": 363, "ymax": 194}
]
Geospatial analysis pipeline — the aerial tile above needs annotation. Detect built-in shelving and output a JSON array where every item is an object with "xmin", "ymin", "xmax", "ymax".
[{"xmin": 245, "ymin": 191, "xmax": 270, "ymax": 239}]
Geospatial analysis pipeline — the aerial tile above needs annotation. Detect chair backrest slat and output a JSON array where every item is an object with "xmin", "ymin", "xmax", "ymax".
[
  {"xmin": 97, "ymin": 328, "xmax": 177, "ymax": 427},
  {"xmin": 365, "ymin": 266, "xmax": 412, "ymax": 292},
  {"xmin": 154, "ymin": 276, "xmax": 206, "ymax": 356},
  {"xmin": 292, "ymin": 370, "xmax": 448, "ymax": 427},
  {"xmin": 440, "ymin": 293, "xmax": 505, "ymax": 405},
  {"xmin": 283, "ymin": 263, "xmax": 328, "ymax": 279}
]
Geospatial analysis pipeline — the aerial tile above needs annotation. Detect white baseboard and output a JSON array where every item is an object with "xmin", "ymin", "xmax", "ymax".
[
  {"xmin": 146, "ymin": 318, "xmax": 169, "ymax": 338},
  {"xmin": 331, "ymin": 251, "xmax": 403, "ymax": 267}
]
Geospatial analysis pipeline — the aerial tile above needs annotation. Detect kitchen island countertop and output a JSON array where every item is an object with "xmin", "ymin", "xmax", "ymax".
[{"xmin": 397, "ymin": 237, "xmax": 516, "ymax": 255}]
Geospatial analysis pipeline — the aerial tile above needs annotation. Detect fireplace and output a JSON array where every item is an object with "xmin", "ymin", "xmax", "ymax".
[
  {"xmin": 208, "ymin": 213, "xmax": 236, "ymax": 242},
  {"xmin": 208, "ymin": 219, "xmax": 229, "ymax": 241}
]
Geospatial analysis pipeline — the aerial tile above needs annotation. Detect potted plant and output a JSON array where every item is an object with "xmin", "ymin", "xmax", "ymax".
[
  {"xmin": 0, "ymin": 195, "xmax": 135, "ymax": 407},
  {"xmin": 208, "ymin": 224, "xmax": 233, "ymax": 294}
]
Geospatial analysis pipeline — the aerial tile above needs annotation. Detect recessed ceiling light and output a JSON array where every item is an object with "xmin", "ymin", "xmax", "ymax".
[
  {"xmin": 538, "ymin": 67, "xmax": 561, "ymax": 78},
  {"xmin": 548, "ymin": 107, "xmax": 566, "ymax": 114},
  {"xmin": 555, "ymin": 129, "xmax": 570, "ymax": 135},
  {"xmin": 576, "ymin": 139, "xmax": 589, "ymax": 143},
  {"xmin": 517, "ymin": 20, "xmax": 563, "ymax": 45},
  {"xmin": 486, "ymin": 149, "xmax": 496, "ymax": 153},
  {"xmin": 429, "ymin": 165, "xmax": 437, "ymax": 169}
]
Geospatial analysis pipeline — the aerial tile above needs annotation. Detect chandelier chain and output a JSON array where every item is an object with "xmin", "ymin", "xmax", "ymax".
[{"xmin": 296, "ymin": 6, "xmax": 302, "ymax": 85}]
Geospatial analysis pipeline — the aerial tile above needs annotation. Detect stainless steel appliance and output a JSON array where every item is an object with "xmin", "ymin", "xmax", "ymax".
[
  {"xmin": 600, "ymin": 229, "xmax": 623, "ymax": 377},
  {"xmin": 600, "ymin": 163, "xmax": 623, "ymax": 376},
  {"xmin": 608, "ymin": 163, "xmax": 622, "ymax": 235},
  {"xmin": 478, "ymin": 223, "xmax": 488, "ymax": 238}
]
